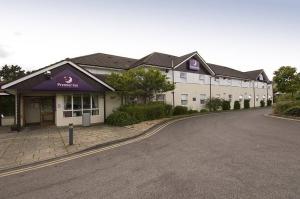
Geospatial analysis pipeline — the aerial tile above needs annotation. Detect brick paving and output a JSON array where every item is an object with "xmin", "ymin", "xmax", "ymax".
[{"xmin": 0, "ymin": 119, "xmax": 167, "ymax": 170}]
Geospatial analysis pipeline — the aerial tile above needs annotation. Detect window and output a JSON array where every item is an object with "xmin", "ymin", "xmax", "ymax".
[
  {"xmin": 227, "ymin": 78, "xmax": 232, "ymax": 85},
  {"xmin": 199, "ymin": 74, "xmax": 205, "ymax": 83},
  {"xmin": 156, "ymin": 94, "xmax": 165, "ymax": 102},
  {"xmin": 200, "ymin": 94, "xmax": 206, "ymax": 105},
  {"xmin": 63, "ymin": 94, "xmax": 100, "ymax": 117},
  {"xmin": 181, "ymin": 94, "xmax": 188, "ymax": 105},
  {"xmin": 192, "ymin": 97, "xmax": 196, "ymax": 101},
  {"xmin": 180, "ymin": 72, "xmax": 187, "ymax": 80},
  {"xmin": 228, "ymin": 94, "xmax": 232, "ymax": 101}
]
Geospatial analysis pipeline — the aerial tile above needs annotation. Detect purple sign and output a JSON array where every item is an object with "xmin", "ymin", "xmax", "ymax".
[
  {"xmin": 33, "ymin": 69, "xmax": 97, "ymax": 91},
  {"xmin": 188, "ymin": 59, "xmax": 200, "ymax": 71}
]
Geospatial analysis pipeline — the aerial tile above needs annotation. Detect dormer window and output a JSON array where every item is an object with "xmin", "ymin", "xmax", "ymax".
[
  {"xmin": 258, "ymin": 74, "xmax": 264, "ymax": 81},
  {"xmin": 180, "ymin": 72, "xmax": 187, "ymax": 80}
]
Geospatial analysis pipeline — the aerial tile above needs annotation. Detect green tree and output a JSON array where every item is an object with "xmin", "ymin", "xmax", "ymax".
[
  {"xmin": 0, "ymin": 65, "xmax": 29, "ymax": 81},
  {"xmin": 273, "ymin": 66, "xmax": 300, "ymax": 96},
  {"xmin": 106, "ymin": 68, "xmax": 174, "ymax": 104}
]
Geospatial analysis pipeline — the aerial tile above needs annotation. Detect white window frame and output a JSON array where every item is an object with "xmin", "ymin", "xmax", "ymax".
[
  {"xmin": 200, "ymin": 94, "xmax": 206, "ymax": 105},
  {"xmin": 181, "ymin": 94, "xmax": 188, "ymax": 106},
  {"xmin": 180, "ymin": 72, "xmax": 187, "ymax": 80},
  {"xmin": 63, "ymin": 94, "xmax": 100, "ymax": 117}
]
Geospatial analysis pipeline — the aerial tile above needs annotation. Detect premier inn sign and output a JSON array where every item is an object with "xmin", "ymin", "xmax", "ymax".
[
  {"xmin": 33, "ymin": 69, "xmax": 97, "ymax": 91},
  {"xmin": 188, "ymin": 59, "xmax": 200, "ymax": 71}
]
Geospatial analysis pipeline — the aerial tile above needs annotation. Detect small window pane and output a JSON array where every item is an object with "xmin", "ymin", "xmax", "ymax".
[
  {"xmin": 73, "ymin": 95, "xmax": 82, "ymax": 110},
  {"xmin": 83, "ymin": 94, "xmax": 90, "ymax": 109},
  {"xmin": 92, "ymin": 110, "xmax": 99, "ymax": 115},
  {"xmin": 180, "ymin": 72, "xmax": 187, "ymax": 79},
  {"xmin": 63, "ymin": 111, "xmax": 72, "ymax": 117},
  {"xmin": 83, "ymin": 110, "xmax": 91, "ymax": 114},
  {"xmin": 64, "ymin": 96, "xmax": 72, "ymax": 110},
  {"xmin": 92, "ymin": 95, "xmax": 98, "ymax": 108},
  {"xmin": 73, "ymin": 110, "xmax": 82, "ymax": 117}
]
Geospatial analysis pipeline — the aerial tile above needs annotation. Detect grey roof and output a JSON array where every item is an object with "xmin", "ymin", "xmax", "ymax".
[
  {"xmin": 130, "ymin": 51, "xmax": 197, "ymax": 68},
  {"xmin": 70, "ymin": 53, "xmax": 137, "ymax": 69},
  {"xmin": 69, "ymin": 52, "xmax": 269, "ymax": 81},
  {"xmin": 243, "ymin": 69, "xmax": 263, "ymax": 80},
  {"xmin": 207, "ymin": 63, "xmax": 251, "ymax": 80}
]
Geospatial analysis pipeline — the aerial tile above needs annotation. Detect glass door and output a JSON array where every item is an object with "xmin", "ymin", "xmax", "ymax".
[{"xmin": 40, "ymin": 97, "xmax": 55, "ymax": 125}]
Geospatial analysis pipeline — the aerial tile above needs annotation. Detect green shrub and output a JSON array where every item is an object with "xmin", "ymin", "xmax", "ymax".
[
  {"xmin": 284, "ymin": 106, "xmax": 300, "ymax": 117},
  {"xmin": 164, "ymin": 104, "xmax": 173, "ymax": 116},
  {"xmin": 221, "ymin": 100, "xmax": 231, "ymax": 110},
  {"xmin": 273, "ymin": 101, "xmax": 300, "ymax": 114},
  {"xmin": 260, "ymin": 100, "xmax": 265, "ymax": 107},
  {"xmin": 234, "ymin": 101, "xmax": 240, "ymax": 110},
  {"xmin": 244, "ymin": 99, "xmax": 250, "ymax": 109},
  {"xmin": 187, "ymin": 109, "xmax": 198, "ymax": 114},
  {"xmin": 173, "ymin": 106, "xmax": 188, "ymax": 115},
  {"xmin": 206, "ymin": 98, "xmax": 222, "ymax": 111},
  {"xmin": 106, "ymin": 111, "xmax": 136, "ymax": 126},
  {"xmin": 200, "ymin": 109, "xmax": 208, "ymax": 113},
  {"xmin": 267, "ymin": 99, "xmax": 272, "ymax": 106}
]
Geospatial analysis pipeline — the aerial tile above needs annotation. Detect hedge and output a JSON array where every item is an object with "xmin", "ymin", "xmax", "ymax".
[
  {"xmin": 106, "ymin": 111, "xmax": 136, "ymax": 126},
  {"xmin": 119, "ymin": 102, "xmax": 172, "ymax": 122},
  {"xmin": 284, "ymin": 106, "xmax": 300, "ymax": 117},
  {"xmin": 234, "ymin": 101, "xmax": 240, "ymax": 110},
  {"xmin": 260, "ymin": 100, "xmax": 265, "ymax": 107},
  {"xmin": 273, "ymin": 101, "xmax": 300, "ymax": 114},
  {"xmin": 244, "ymin": 99, "xmax": 250, "ymax": 109},
  {"xmin": 267, "ymin": 99, "xmax": 272, "ymax": 106},
  {"xmin": 173, "ymin": 106, "xmax": 188, "ymax": 115},
  {"xmin": 221, "ymin": 100, "xmax": 231, "ymax": 110},
  {"xmin": 206, "ymin": 98, "xmax": 222, "ymax": 111}
]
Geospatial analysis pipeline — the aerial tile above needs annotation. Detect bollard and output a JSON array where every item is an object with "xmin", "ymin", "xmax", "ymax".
[{"xmin": 69, "ymin": 123, "xmax": 73, "ymax": 145}]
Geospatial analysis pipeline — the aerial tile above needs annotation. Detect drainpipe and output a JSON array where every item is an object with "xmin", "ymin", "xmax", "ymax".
[
  {"xmin": 209, "ymin": 77, "xmax": 212, "ymax": 111},
  {"xmin": 253, "ymin": 81, "xmax": 256, "ymax": 108},
  {"xmin": 171, "ymin": 60, "xmax": 175, "ymax": 107},
  {"xmin": 103, "ymin": 92, "xmax": 106, "ymax": 121}
]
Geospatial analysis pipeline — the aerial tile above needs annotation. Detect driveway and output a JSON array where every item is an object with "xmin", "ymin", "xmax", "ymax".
[
  {"xmin": 1, "ymin": 108, "xmax": 300, "ymax": 199},
  {"xmin": 0, "ymin": 119, "xmax": 165, "ymax": 170}
]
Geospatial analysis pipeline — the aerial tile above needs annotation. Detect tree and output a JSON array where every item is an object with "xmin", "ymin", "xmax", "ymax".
[
  {"xmin": 273, "ymin": 66, "xmax": 300, "ymax": 96},
  {"xmin": 0, "ymin": 65, "xmax": 29, "ymax": 82},
  {"xmin": 106, "ymin": 68, "xmax": 174, "ymax": 104}
]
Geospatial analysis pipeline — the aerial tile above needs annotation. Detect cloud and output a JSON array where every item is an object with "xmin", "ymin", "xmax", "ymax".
[{"xmin": 0, "ymin": 45, "xmax": 10, "ymax": 58}]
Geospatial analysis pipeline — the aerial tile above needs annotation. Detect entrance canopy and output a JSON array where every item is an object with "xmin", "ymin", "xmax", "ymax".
[{"xmin": 1, "ymin": 60, "xmax": 115, "ymax": 93}]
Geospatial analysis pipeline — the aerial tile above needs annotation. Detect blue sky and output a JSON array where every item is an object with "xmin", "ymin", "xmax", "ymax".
[{"xmin": 0, "ymin": 0, "xmax": 299, "ymax": 78}]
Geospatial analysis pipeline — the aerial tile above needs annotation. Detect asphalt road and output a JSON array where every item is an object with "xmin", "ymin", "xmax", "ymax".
[{"xmin": 1, "ymin": 108, "xmax": 300, "ymax": 199}]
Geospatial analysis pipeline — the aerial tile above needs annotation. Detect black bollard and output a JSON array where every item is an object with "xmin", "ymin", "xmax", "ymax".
[{"xmin": 69, "ymin": 123, "xmax": 73, "ymax": 145}]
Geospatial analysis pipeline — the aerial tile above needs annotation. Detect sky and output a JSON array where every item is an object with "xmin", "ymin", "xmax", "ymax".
[{"xmin": 0, "ymin": 0, "xmax": 299, "ymax": 78}]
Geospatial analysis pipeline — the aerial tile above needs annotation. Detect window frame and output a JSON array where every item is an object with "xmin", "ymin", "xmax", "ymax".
[
  {"xmin": 181, "ymin": 94, "xmax": 188, "ymax": 106},
  {"xmin": 63, "ymin": 94, "xmax": 100, "ymax": 117}
]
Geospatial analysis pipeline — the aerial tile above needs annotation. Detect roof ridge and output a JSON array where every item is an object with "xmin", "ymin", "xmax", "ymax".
[{"xmin": 71, "ymin": 52, "xmax": 137, "ymax": 61}]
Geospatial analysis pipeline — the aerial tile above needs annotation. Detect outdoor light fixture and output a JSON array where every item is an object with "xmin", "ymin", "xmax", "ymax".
[
  {"xmin": 45, "ymin": 70, "xmax": 52, "ymax": 79},
  {"xmin": 239, "ymin": 95, "xmax": 243, "ymax": 99},
  {"xmin": 248, "ymin": 95, "xmax": 252, "ymax": 99},
  {"xmin": 263, "ymin": 95, "xmax": 266, "ymax": 99}
]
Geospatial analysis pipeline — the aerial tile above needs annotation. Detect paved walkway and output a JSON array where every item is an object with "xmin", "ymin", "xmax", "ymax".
[{"xmin": 0, "ymin": 119, "xmax": 166, "ymax": 170}]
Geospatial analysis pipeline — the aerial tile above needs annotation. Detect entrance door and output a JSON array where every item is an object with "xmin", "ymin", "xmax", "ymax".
[
  {"xmin": 24, "ymin": 97, "xmax": 55, "ymax": 126},
  {"xmin": 24, "ymin": 97, "xmax": 41, "ymax": 125},
  {"xmin": 40, "ymin": 97, "xmax": 55, "ymax": 126}
]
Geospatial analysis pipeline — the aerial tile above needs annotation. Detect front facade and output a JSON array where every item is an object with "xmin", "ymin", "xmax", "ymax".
[{"xmin": 1, "ymin": 51, "xmax": 273, "ymax": 127}]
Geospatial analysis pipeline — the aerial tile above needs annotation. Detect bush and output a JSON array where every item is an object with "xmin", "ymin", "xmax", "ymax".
[
  {"xmin": 206, "ymin": 98, "xmax": 222, "ymax": 111},
  {"xmin": 244, "ymin": 99, "xmax": 250, "ymax": 109},
  {"xmin": 221, "ymin": 100, "xmax": 231, "ymax": 110},
  {"xmin": 267, "ymin": 99, "xmax": 272, "ymax": 106},
  {"xmin": 284, "ymin": 106, "xmax": 300, "ymax": 117},
  {"xmin": 260, "ymin": 100, "xmax": 265, "ymax": 107},
  {"xmin": 118, "ymin": 102, "xmax": 171, "ymax": 122},
  {"xmin": 173, "ymin": 106, "xmax": 188, "ymax": 115},
  {"xmin": 187, "ymin": 109, "xmax": 198, "ymax": 114},
  {"xmin": 234, "ymin": 101, "xmax": 240, "ymax": 110},
  {"xmin": 200, "ymin": 109, "xmax": 208, "ymax": 113},
  {"xmin": 273, "ymin": 101, "xmax": 300, "ymax": 114},
  {"xmin": 106, "ymin": 111, "xmax": 136, "ymax": 126}
]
